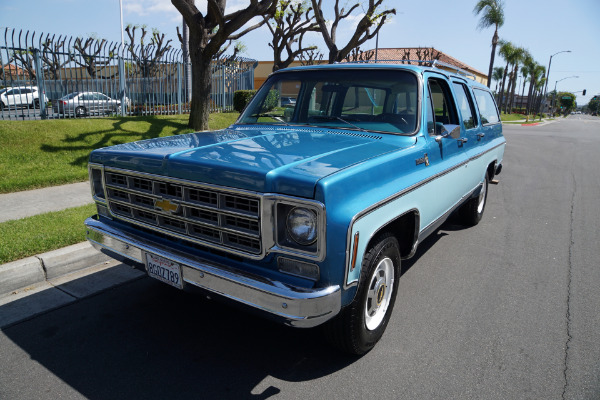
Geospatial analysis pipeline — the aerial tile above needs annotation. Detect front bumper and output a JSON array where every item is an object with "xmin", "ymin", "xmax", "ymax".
[{"xmin": 85, "ymin": 216, "xmax": 341, "ymax": 328}]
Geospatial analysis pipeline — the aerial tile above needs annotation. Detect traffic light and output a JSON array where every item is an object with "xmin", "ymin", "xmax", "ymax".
[{"xmin": 583, "ymin": 89, "xmax": 586, "ymax": 96}]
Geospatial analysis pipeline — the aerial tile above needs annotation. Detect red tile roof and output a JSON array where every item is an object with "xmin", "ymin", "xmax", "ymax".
[{"xmin": 347, "ymin": 47, "xmax": 486, "ymax": 78}]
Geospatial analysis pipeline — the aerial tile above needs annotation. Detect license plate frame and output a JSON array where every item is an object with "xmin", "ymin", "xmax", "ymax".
[{"xmin": 145, "ymin": 252, "xmax": 183, "ymax": 289}]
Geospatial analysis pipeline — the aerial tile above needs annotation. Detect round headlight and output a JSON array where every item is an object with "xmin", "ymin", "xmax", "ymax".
[{"xmin": 286, "ymin": 207, "xmax": 318, "ymax": 245}]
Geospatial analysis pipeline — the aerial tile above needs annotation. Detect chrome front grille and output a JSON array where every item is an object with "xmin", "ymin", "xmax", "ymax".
[{"xmin": 104, "ymin": 170, "xmax": 262, "ymax": 255}]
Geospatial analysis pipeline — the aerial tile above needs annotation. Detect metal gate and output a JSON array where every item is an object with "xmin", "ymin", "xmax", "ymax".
[{"xmin": 0, "ymin": 28, "xmax": 257, "ymax": 120}]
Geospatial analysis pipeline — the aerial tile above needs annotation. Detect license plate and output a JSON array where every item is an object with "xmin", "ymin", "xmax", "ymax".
[{"xmin": 145, "ymin": 253, "xmax": 183, "ymax": 289}]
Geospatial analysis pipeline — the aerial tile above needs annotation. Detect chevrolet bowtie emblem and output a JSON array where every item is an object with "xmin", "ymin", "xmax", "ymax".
[{"xmin": 154, "ymin": 198, "xmax": 179, "ymax": 213}]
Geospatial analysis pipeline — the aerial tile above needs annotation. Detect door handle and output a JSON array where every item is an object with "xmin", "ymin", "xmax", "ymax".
[
  {"xmin": 457, "ymin": 138, "xmax": 468, "ymax": 143},
  {"xmin": 476, "ymin": 133, "xmax": 485, "ymax": 140}
]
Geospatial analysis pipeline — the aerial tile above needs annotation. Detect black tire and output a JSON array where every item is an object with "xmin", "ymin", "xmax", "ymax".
[
  {"xmin": 324, "ymin": 233, "xmax": 401, "ymax": 355},
  {"xmin": 0, "ymin": 102, "xmax": 5, "ymax": 111},
  {"xmin": 75, "ymin": 106, "xmax": 86, "ymax": 117},
  {"xmin": 459, "ymin": 174, "xmax": 489, "ymax": 226}
]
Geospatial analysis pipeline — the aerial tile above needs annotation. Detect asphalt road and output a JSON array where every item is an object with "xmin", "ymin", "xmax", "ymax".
[{"xmin": 1, "ymin": 115, "xmax": 599, "ymax": 399}]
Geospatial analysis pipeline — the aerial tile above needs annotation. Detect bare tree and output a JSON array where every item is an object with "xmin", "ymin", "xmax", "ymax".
[
  {"xmin": 298, "ymin": 47, "xmax": 324, "ymax": 66},
  {"xmin": 72, "ymin": 37, "xmax": 118, "ymax": 78},
  {"xmin": 11, "ymin": 49, "xmax": 37, "ymax": 80},
  {"xmin": 311, "ymin": 0, "xmax": 395, "ymax": 63},
  {"xmin": 266, "ymin": 0, "xmax": 320, "ymax": 72},
  {"xmin": 41, "ymin": 36, "xmax": 71, "ymax": 80},
  {"xmin": 171, "ymin": 0, "xmax": 277, "ymax": 131},
  {"xmin": 343, "ymin": 46, "xmax": 375, "ymax": 62},
  {"xmin": 125, "ymin": 25, "xmax": 173, "ymax": 78}
]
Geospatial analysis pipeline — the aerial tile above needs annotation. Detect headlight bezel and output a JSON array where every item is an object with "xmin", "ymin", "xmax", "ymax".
[{"xmin": 273, "ymin": 198, "xmax": 325, "ymax": 260}]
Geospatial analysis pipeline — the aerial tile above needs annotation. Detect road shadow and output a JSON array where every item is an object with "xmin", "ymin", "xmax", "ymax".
[{"xmin": 1, "ymin": 276, "xmax": 359, "ymax": 399}]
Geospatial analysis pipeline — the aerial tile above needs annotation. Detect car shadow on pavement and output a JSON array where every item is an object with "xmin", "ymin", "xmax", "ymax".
[{"xmin": 1, "ymin": 276, "xmax": 360, "ymax": 399}]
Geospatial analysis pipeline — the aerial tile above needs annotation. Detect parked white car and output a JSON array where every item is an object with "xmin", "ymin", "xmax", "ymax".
[{"xmin": 0, "ymin": 86, "xmax": 48, "ymax": 109}]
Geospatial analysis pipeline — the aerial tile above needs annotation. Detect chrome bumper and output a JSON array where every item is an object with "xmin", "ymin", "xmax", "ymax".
[{"xmin": 85, "ymin": 216, "xmax": 341, "ymax": 328}]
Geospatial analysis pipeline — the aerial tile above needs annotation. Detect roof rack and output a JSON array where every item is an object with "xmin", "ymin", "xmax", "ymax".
[
  {"xmin": 343, "ymin": 59, "xmax": 477, "ymax": 80},
  {"xmin": 431, "ymin": 60, "xmax": 476, "ymax": 80}
]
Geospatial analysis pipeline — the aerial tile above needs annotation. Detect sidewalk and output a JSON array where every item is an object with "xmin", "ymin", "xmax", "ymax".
[
  {"xmin": 0, "ymin": 182, "xmax": 144, "ymax": 326},
  {"xmin": 0, "ymin": 181, "xmax": 93, "ymax": 223}
]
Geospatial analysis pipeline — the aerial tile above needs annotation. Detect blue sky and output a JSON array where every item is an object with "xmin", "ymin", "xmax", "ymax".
[{"xmin": 2, "ymin": 0, "xmax": 599, "ymax": 104}]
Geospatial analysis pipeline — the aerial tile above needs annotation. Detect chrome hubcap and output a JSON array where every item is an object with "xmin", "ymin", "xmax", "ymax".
[
  {"xmin": 477, "ymin": 180, "xmax": 487, "ymax": 214},
  {"xmin": 365, "ymin": 257, "xmax": 394, "ymax": 331}
]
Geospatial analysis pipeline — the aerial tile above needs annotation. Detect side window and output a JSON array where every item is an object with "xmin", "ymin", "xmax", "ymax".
[
  {"xmin": 452, "ymin": 82, "xmax": 477, "ymax": 129},
  {"xmin": 428, "ymin": 78, "xmax": 458, "ymax": 126},
  {"xmin": 473, "ymin": 89, "xmax": 500, "ymax": 125}
]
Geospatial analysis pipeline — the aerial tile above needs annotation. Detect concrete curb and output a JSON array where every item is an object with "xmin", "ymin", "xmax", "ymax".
[{"xmin": 0, "ymin": 241, "xmax": 111, "ymax": 296}]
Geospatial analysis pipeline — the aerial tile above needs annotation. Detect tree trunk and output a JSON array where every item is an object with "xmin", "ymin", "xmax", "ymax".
[
  {"xmin": 487, "ymin": 29, "xmax": 498, "ymax": 88},
  {"xmin": 508, "ymin": 65, "xmax": 519, "ymax": 113},
  {"xmin": 519, "ymin": 78, "xmax": 527, "ymax": 114},
  {"xmin": 188, "ymin": 45, "xmax": 212, "ymax": 131},
  {"xmin": 497, "ymin": 63, "xmax": 509, "ymax": 113}
]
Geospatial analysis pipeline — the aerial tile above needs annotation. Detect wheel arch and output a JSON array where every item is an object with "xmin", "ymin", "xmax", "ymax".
[
  {"xmin": 366, "ymin": 209, "xmax": 420, "ymax": 261},
  {"xmin": 345, "ymin": 208, "xmax": 420, "ymax": 291}
]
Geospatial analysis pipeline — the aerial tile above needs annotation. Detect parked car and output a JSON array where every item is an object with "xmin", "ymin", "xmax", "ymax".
[
  {"xmin": 280, "ymin": 96, "xmax": 296, "ymax": 107},
  {"xmin": 0, "ymin": 86, "xmax": 47, "ymax": 109},
  {"xmin": 53, "ymin": 92, "xmax": 128, "ymax": 116},
  {"xmin": 85, "ymin": 63, "xmax": 505, "ymax": 354}
]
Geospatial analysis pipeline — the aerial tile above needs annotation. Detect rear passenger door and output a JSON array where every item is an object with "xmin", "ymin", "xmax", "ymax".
[{"xmin": 452, "ymin": 79, "xmax": 481, "ymax": 157}]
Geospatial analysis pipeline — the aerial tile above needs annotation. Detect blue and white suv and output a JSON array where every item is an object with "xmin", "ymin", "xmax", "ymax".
[{"xmin": 85, "ymin": 62, "xmax": 505, "ymax": 354}]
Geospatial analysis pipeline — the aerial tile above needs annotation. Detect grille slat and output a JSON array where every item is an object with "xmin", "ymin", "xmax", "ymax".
[{"xmin": 105, "ymin": 171, "xmax": 261, "ymax": 254}]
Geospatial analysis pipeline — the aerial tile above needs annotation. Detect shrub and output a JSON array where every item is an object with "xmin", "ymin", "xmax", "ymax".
[
  {"xmin": 233, "ymin": 90, "xmax": 256, "ymax": 112},
  {"xmin": 262, "ymin": 89, "xmax": 280, "ymax": 112}
]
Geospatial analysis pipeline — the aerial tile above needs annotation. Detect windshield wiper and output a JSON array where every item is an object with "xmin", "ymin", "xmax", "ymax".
[
  {"xmin": 249, "ymin": 113, "xmax": 288, "ymax": 125},
  {"xmin": 309, "ymin": 115, "xmax": 367, "ymax": 132}
]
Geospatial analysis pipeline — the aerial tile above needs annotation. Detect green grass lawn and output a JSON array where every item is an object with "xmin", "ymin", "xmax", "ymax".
[
  {"xmin": 0, "ymin": 113, "xmax": 239, "ymax": 264},
  {"xmin": 500, "ymin": 112, "xmax": 527, "ymax": 122},
  {"xmin": 0, "ymin": 203, "xmax": 97, "ymax": 264},
  {"xmin": 0, "ymin": 113, "xmax": 240, "ymax": 194}
]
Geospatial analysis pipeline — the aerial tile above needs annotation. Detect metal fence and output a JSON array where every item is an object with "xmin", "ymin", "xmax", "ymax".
[{"xmin": 0, "ymin": 28, "xmax": 257, "ymax": 120}]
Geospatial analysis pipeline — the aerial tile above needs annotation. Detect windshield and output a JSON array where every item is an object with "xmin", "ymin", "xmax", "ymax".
[{"xmin": 238, "ymin": 68, "xmax": 419, "ymax": 135}]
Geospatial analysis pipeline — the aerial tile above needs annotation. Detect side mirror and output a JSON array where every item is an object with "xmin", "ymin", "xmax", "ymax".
[{"xmin": 435, "ymin": 124, "xmax": 461, "ymax": 142}]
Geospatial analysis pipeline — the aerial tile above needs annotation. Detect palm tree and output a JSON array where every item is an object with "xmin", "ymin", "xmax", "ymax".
[
  {"xmin": 525, "ymin": 63, "xmax": 545, "ymax": 117},
  {"xmin": 519, "ymin": 53, "xmax": 534, "ymax": 113},
  {"xmin": 507, "ymin": 47, "xmax": 527, "ymax": 113},
  {"xmin": 497, "ymin": 40, "xmax": 515, "ymax": 112},
  {"xmin": 473, "ymin": 0, "xmax": 505, "ymax": 88},
  {"xmin": 492, "ymin": 66, "xmax": 504, "ymax": 94}
]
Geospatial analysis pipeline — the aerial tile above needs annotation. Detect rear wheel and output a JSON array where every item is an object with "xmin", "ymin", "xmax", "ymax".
[
  {"xmin": 75, "ymin": 106, "xmax": 86, "ymax": 117},
  {"xmin": 324, "ymin": 233, "xmax": 400, "ymax": 355},
  {"xmin": 459, "ymin": 174, "xmax": 488, "ymax": 226}
]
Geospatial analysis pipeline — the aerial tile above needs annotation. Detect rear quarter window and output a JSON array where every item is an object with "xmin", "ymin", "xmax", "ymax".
[{"xmin": 473, "ymin": 88, "xmax": 500, "ymax": 125}]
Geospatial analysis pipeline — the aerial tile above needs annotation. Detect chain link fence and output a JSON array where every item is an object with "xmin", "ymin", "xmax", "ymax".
[{"xmin": 0, "ymin": 28, "xmax": 257, "ymax": 120}]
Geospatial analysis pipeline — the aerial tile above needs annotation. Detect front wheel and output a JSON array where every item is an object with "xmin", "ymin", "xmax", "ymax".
[
  {"xmin": 459, "ymin": 174, "xmax": 488, "ymax": 226},
  {"xmin": 324, "ymin": 233, "xmax": 400, "ymax": 355}
]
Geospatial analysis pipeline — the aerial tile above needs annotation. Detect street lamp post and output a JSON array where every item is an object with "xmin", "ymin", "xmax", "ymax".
[
  {"xmin": 540, "ymin": 50, "xmax": 570, "ymax": 117},
  {"xmin": 552, "ymin": 75, "xmax": 579, "ymax": 115}
]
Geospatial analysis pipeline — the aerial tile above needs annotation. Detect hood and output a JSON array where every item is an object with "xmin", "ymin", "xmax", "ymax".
[{"xmin": 90, "ymin": 126, "xmax": 415, "ymax": 198}]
